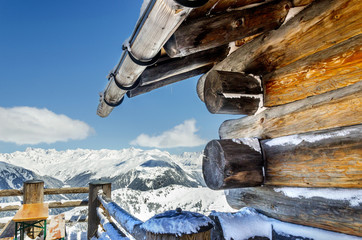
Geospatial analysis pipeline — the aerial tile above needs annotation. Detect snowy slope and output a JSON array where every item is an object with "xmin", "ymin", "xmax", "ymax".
[{"xmin": 0, "ymin": 148, "xmax": 203, "ymax": 187}]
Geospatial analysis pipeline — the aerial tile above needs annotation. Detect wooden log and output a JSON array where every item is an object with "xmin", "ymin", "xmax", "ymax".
[
  {"xmin": 97, "ymin": 1, "xmax": 192, "ymax": 117},
  {"xmin": 186, "ymin": 0, "xmax": 265, "ymax": 20},
  {"xmin": 0, "ymin": 189, "xmax": 22, "ymax": 197},
  {"xmin": 139, "ymin": 46, "xmax": 228, "ymax": 86},
  {"xmin": 262, "ymin": 125, "xmax": 362, "ymax": 188},
  {"xmin": 0, "ymin": 220, "xmax": 15, "ymax": 239},
  {"xmin": 87, "ymin": 181, "xmax": 111, "ymax": 240},
  {"xmin": 204, "ymin": 125, "xmax": 361, "ymax": 189},
  {"xmin": 128, "ymin": 65, "xmax": 213, "ymax": 98},
  {"xmin": 197, "ymin": 0, "xmax": 362, "ymax": 101},
  {"xmin": 264, "ymin": 34, "xmax": 362, "ymax": 107},
  {"xmin": 202, "ymin": 139, "xmax": 264, "ymax": 190},
  {"xmin": 204, "ymin": 70, "xmax": 262, "ymax": 115},
  {"xmin": 127, "ymin": 45, "xmax": 228, "ymax": 98},
  {"xmin": 0, "ymin": 205, "xmax": 20, "ymax": 212},
  {"xmin": 164, "ymin": 0, "xmax": 291, "ymax": 58},
  {"xmin": 225, "ymin": 186, "xmax": 362, "ymax": 236},
  {"xmin": 219, "ymin": 81, "xmax": 362, "ymax": 139},
  {"xmin": 44, "ymin": 187, "xmax": 89, "ymax": 195},
  {"xmin": 48, "ymin": 200, "xmax": 89, "ymax": 209},
  {"xmin": 23, "ymin": 180, "xmax": 44, "ymax": 204}
]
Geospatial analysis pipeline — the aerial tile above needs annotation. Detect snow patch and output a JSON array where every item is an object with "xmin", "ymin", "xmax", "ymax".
[
  {"xmin": 274, "ymin": 187, "xmax": 362, "ymax": 207},
  {"xmin": 265, "ymin": 128, "xmax": 355, "ymax": 147},
  {"xmin": 141, "ymin": 210, "xmax": 213, "ymax": 236},
  {"xmin": 232, "ymin": 138, "xmax": 261, "ymax": 153}
]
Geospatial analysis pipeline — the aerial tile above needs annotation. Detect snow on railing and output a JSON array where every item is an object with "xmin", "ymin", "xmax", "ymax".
[
  {"xmin": 96, "ymin": 207, "xmax": 129, "ymax": 240},
  {"xmin": 98, "ymin": 194, "xmax": 146, "ymax": 240}
]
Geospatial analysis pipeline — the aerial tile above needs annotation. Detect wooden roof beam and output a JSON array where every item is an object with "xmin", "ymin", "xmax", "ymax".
[
  {"xmin": 97, "ymin": 0, "xmax": 201, "ymax": 117},
  {"xmin": 164, "ymin": 0, "xmax": 292, "ymax": 58}
]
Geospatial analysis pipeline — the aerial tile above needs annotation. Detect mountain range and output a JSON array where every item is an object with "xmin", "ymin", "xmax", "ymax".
[{"xmin": 0, "ymin": 148, "xmax": 233, "ymax": 220}]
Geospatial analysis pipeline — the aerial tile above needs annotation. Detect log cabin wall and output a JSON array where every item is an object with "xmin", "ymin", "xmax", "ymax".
[{"xmin": 197, "ymin": 0, "xmax": 361, "ymax": 237}]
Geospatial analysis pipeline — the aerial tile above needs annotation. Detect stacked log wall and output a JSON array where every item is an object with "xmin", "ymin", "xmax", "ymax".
[{"xmin": 197, "ymin": 0, "xmax": 361, "ymax": 237}]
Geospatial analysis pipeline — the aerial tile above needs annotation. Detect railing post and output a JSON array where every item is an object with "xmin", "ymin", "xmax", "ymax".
[
  {"xmin": 87, "ymin": 181, "xmax": 111, "ymax": 240},
  {"xmin": 23, "ymin": 179, "xmax": 44, "ymax": 204}
]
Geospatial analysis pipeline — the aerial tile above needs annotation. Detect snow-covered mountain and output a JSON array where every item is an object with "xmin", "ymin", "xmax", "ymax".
[
  {"xmin": 0, "ymin": 148, "xmax": 204, "ymax": 189},
  {"xmin": 0, "ymin": 148, "xmax": 234, "ymax": 219}
]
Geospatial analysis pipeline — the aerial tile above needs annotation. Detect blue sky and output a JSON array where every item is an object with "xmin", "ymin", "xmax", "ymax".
[{"xmin": 0, "ymin": 0, "xmax": 236, "ymax": 154}]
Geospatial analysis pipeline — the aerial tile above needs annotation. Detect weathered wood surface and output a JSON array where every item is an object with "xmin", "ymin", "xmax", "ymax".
[
  {"xmin": 197, "ymin": 0, "xmax": 362, "ymax": 101},
  {"xmin": 88, "ymin": 181, "xmax": 112, "ymax": 240},
  {"xmin": 128, "ymin": 65, "xmax": 213, "ymax": 98},
  {"xmin": 23, "ymin": 180, "xmax": 44, "ymax": 204},
  {"xmin": 97, "ymin": 1, "xmax": 192, "ymax": 117},
  {"xmin": 204, "ymin": 125, "xmax": 361, "ymax": 189},
  {"xmin": 48, "ymin": 200, "xmax": 89, "ymax": 209},
  {"xmin": 186, "ymin": 0, "xmax": 264, "ymax": 20},
  {"xmin": 0, "ymin": 189, "xmax": 22, "ymax": 197},
  {"xmin": 220, "ymin": 81, "xmax": 362, "ymax": 139},
  {"xmin": 164, "ymin": 0, "xmax": 291, "ymax": 58},
  {"xmin": 262, "ymin": 125, "xmax": 362, "ymax": 188},
  {"xmin": 264, "ymin": 34, "xmax": 362, "ymax": 106},
  {"xmin": 44, "ymin": 187, "xmax": 89, "ymax": 195},
  {"xmin": 139, "ymin": 46, "xmax": 228, "ymax": 86},
  {"xmin": 226, "ymin": 187, "xmax": 362, "ymax": 236},
  {"xmin": 127, "ymin": 46, "xmax": 228, "ymax": 98},
  {"xmin": 204, "ymin": 70, "xmax": 262, "ymax": 115},
  {"xmin": 202, "ymin": 139, "xmax": 263, "ymax": 189}
]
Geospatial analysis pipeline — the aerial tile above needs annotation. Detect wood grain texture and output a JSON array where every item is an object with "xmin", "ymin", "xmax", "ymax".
[
  {"xmin": 264, "ymin": 34, "xmax": 362, "ymax": 106},
  {"xmin": 13, "ymin": 203, "xmax": 49, "ymax": 222},
  {"xmin": 220, "ymin": 81, "xmax": 362, "ymax": 139},
  {"xmin": 23, "ymin": 180, "xmax": 44, "ymax": 204},
  {"xmin": 44, "ymin": 187, "xmax": 89, "ymax": 195},
  {"xmin": 128, "ymin": 65, "xmax": 213, "ymax": 98},
  {"xmin": 197, "ymin": 0, "xmax": 362, "ymax": 100},
  {"xmin": 164, "ymin": 0, "xmax": 291, "ymax": 57},
  {"xmin": 202, "ymin": 139, "xmax": 263, "ymax": 189},
  {"xmin": 0, "ymin": 189, "xmax": 22, "ymax": 197},
  {"xmin": 87, "ymin": 181, "xmax": 111, "ymax": 240},
  {"xmin": 225, "ymin": 187, "xmax": 362, "ymax": 236},
  {"xmin": 97, "ymin": 2, "xmax": 192, "ymax": 117},
  {"xmin": 261, "ymin": 125, "xmax": 362, "ymax": 188},
  {"xmin": 186, "ymin": 0, "xmax": 265, "ymax": 20},
  {"xmin": 204, "ymin": 70, "xmax": 262, "ymax": 114}
]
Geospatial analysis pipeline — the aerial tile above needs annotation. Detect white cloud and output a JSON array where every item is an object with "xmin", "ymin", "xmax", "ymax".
[
  {"xmin": 130, "ymin": 119, "xmax": 207, "ymax": 148},
  {"xmin": 0, "ymin": 106, "xmax": 94, "ymax": 145}
]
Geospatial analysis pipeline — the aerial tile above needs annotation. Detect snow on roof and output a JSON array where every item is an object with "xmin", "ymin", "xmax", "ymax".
[
  {"xmin": 141, "ymin": 208, "xmax": 213, "ymax": 236},
  {"xmin": 211, "ymin": 207, "xmax": 361, "ymax": 240}
]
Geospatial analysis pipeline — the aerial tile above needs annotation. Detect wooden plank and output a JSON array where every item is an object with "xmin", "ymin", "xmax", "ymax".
[
  {"xmin": 225, "ymin": 187, "xmax": 362, "ymax": 236},
  {"xmin": 197, "ymin": 0, "xmax": 362, "ymax": 101},
  {"xmin": 44, "ymin": 187, "xmax": 89, "ymax": 195},
  {"xmin": 164, "ymin": 0, "xmax": 291, "ymax": 58},
  {"xmin": 204, "ymin": 70, "xmax": 262, "ymax": 115},
  {"xmin": 128, "ymin": 65, "xmax": 213, "ymax": 98},
  {"xmin": 0, "ymin": 205, "xmax": 20, "ymax": 212},
  {"xmin": 0, "ymin": 190, "xmax": 22, "ymax": 197},
  {"xmin": 46, "ymin": 214, "xmax": 65, "ymax": 240},
  {"xmin": 0, "ymin": 221, "xmax": 15, "ymax": 238},
  {"xmin": 13, "ymin": 203, "xmax": 49, "ymax": 222},
  {"xmin": 219, "ymin": 81, "xmax": 362, "ymax": 139},
  {"xmin": 262, "ymin": 125, "xmax": 362, "ymax": 188},
  {"xmin": 48, "ymin": 200, "xmax": 88, "ymax": 209},
  {"xmin": 264, "ymin": 34, "xmax": 362, "ymax": 106}
]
